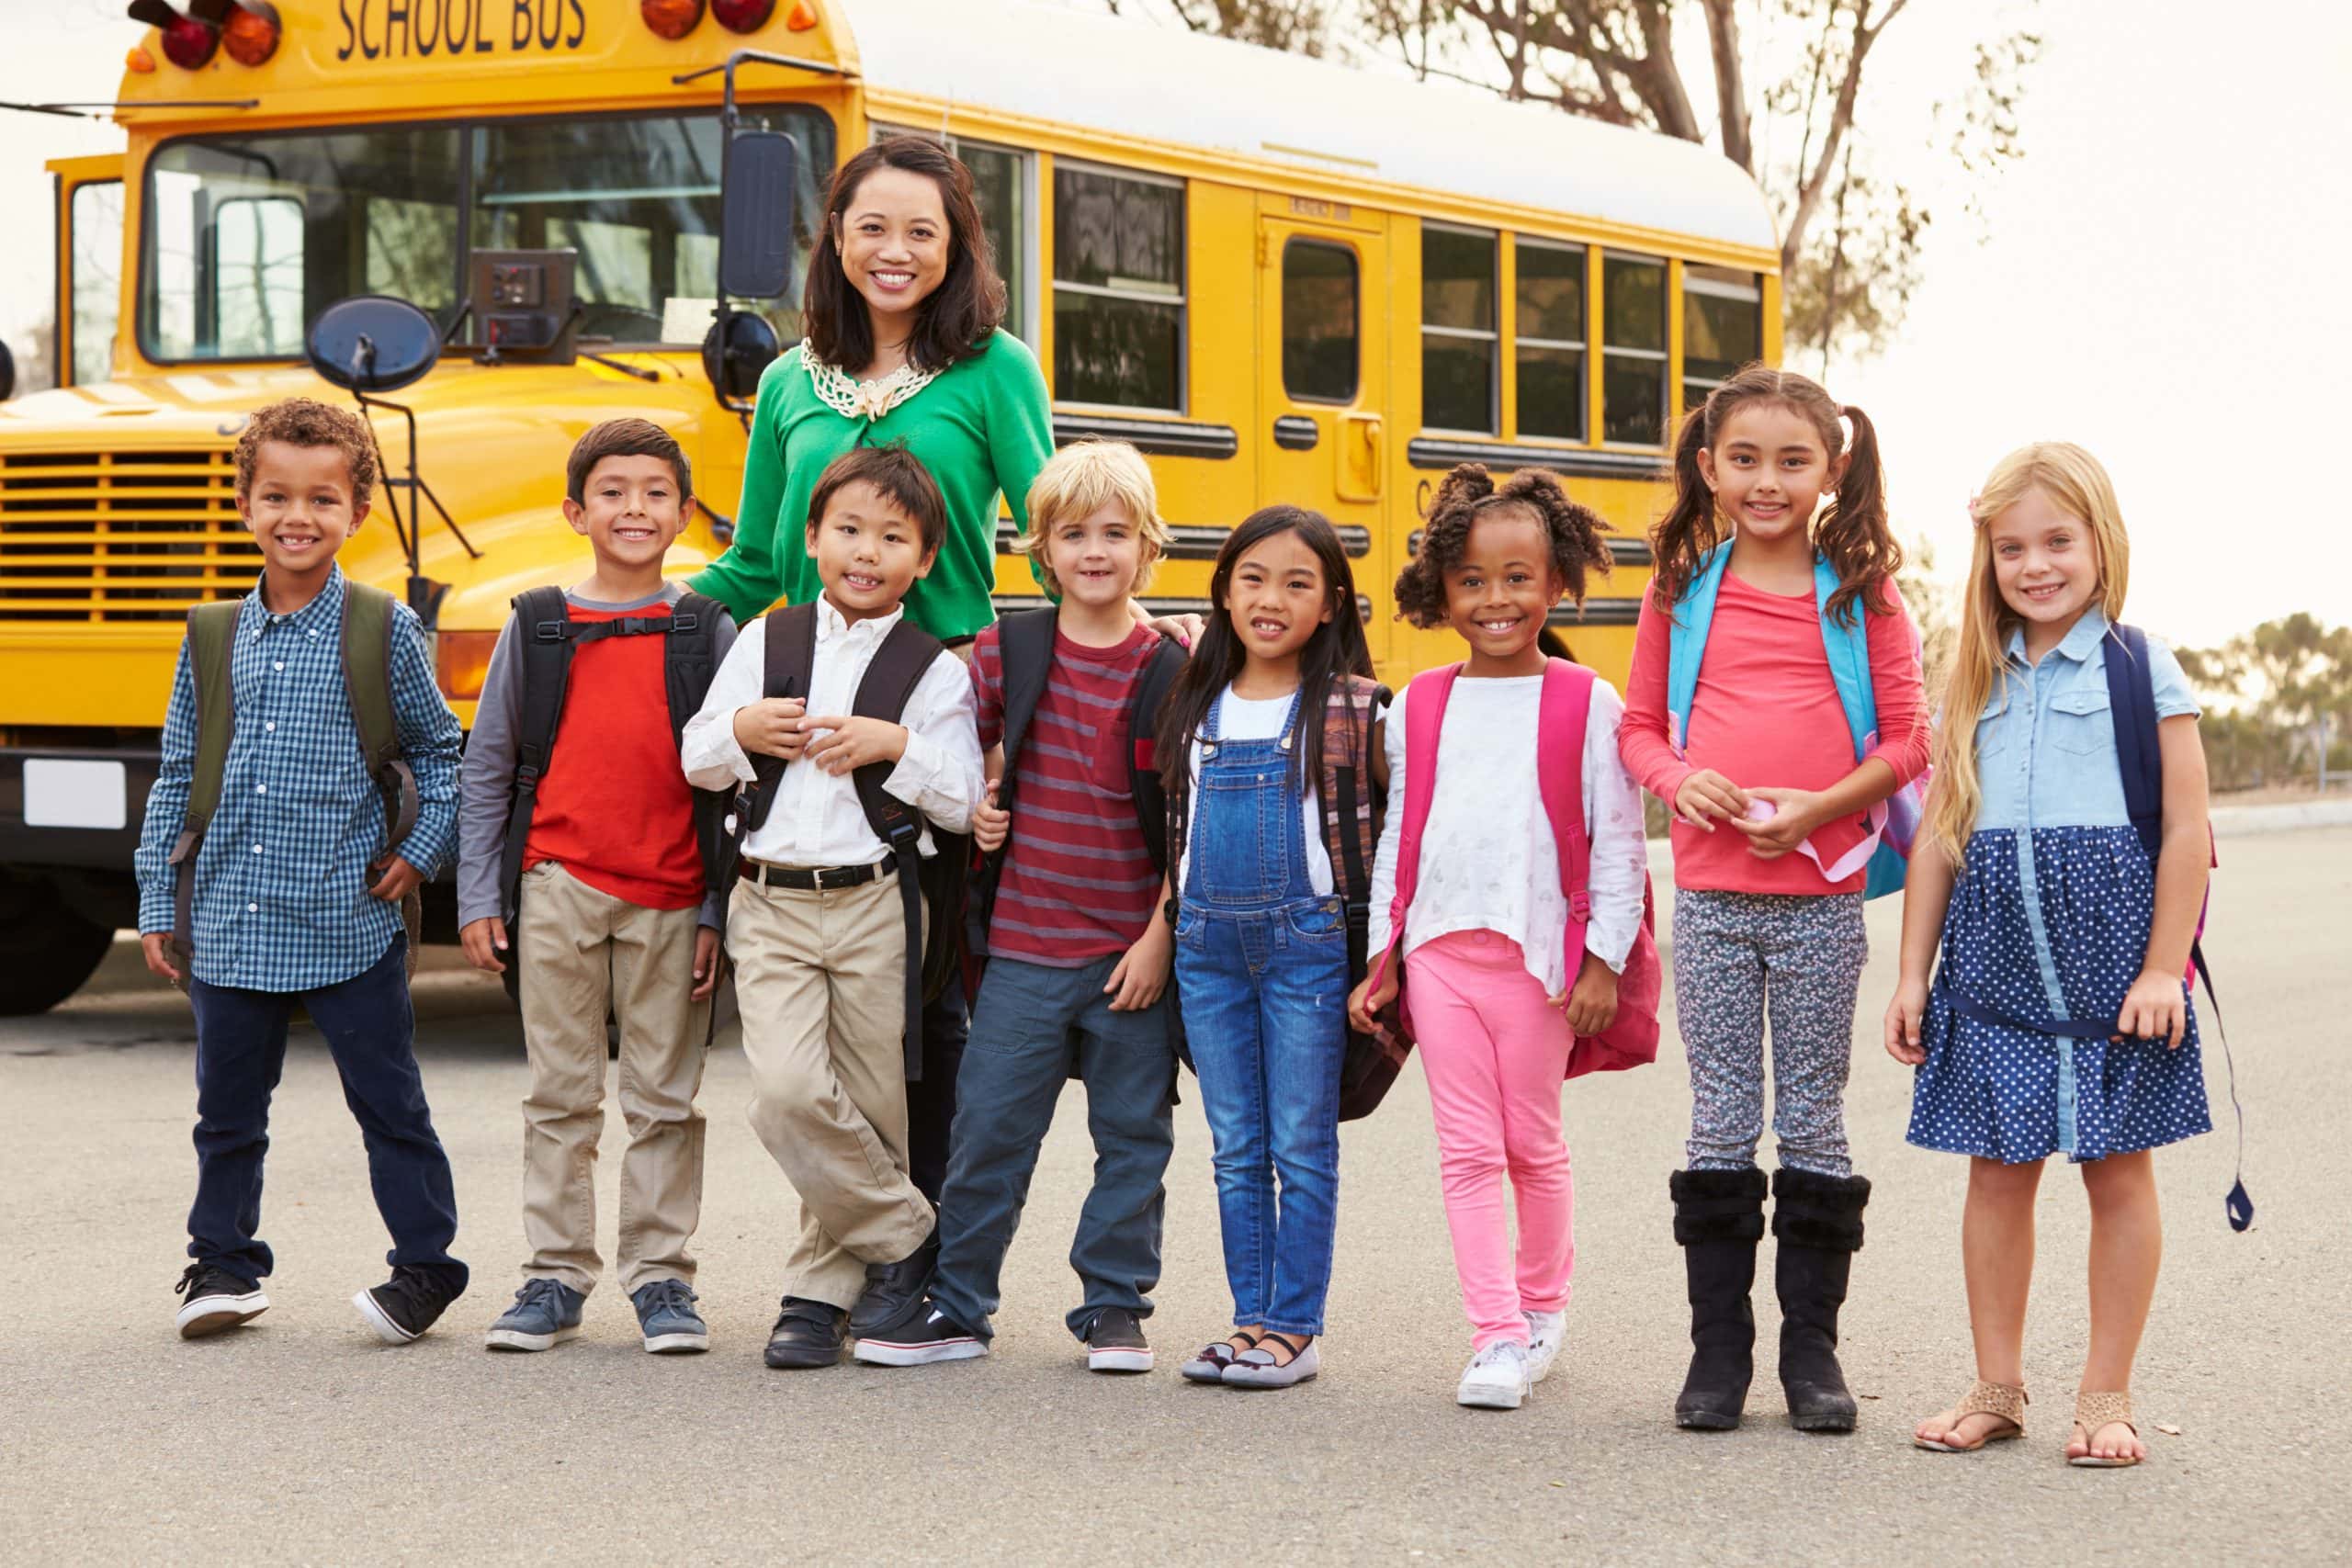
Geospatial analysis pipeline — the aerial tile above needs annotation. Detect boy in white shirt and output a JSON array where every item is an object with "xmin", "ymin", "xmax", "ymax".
[{"xmin": 682, "ymin": 446, "xmax": 983, "ymax": 1370}]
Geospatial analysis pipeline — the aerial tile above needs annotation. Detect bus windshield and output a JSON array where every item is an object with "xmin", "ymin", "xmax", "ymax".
[{"xmin": 139, "ymin": 107, "xmax": 834, "ymax": 363}]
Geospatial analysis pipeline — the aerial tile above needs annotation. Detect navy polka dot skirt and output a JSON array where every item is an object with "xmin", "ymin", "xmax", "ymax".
[{"xmin": 1907, "ymin": 827, "xmax": 2211, "ymax": 1165}]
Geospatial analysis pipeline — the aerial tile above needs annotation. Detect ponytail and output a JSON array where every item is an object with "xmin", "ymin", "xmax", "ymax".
[
  {"xmin": 1648, "ymin": 402, "xmax": 1723, "ymax": 613},
  {"xmin": 1815, "ymin": 401, "xmax": 1902, "ymax": 627}
]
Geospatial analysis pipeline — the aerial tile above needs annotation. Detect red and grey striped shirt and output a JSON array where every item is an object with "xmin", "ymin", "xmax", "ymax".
[{"xmin": 971, "ymin": 620, "xmax": 1163, "ymax": 965}]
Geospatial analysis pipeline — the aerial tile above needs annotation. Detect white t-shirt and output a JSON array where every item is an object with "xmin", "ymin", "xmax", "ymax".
[{"xmin": 1178, "ymin": 684, "xmax": 1380, "ymax": 899}]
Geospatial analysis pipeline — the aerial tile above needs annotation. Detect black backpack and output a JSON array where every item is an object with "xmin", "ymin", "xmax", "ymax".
[
  {"xmin": 497, "ymin": 586, "xmax": 733, "ymax": 926},
  {"xmin": 738, "ymin": 599, "xmax": 970, "ymax": 1083}
]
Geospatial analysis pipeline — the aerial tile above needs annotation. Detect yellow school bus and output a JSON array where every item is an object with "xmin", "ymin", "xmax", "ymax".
[{"xmin": 0, "ymin": 0, "xmax": 1777, "ymax": 1010}]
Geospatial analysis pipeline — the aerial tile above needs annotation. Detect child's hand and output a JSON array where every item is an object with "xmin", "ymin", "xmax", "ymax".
[
  {"xmin": 1672, "ymin": 769, "xmax": 1749, "ymax": 831},
  {"xmin": 2116, "ymin": 965, "xmax": 2188, "ymax": 1047},
  {"xmin": 1884, "ymin": 976, "xmax": 1929, "ymax": 1065},
  {"xmin": 733, "ymin": 697, "xmax": 808, "ymax": 761},
  {"xmin": 140, "ymin": 931, "xmax": 181, "ymax": 985},
  {"xmin": 1142, "ymin": 607, "xmax": 1205, "ymax": 649},
  {"xmin": 368, "ymin": 856, "xmax": 424, "ymax": 902},
  {"xmin": 972, "ymin": 780, "xmax": 1011, "ymax": 854},
  {"xmin": 692, "ymin": 926, "xmax": 722, "ymax": 1001},
  {"xmin": 1731, "ymin": 786, "xmax": 1828, "ymax": 860},
  {"xmin": 460, "ymin": 916, "xmax": 508, "ymax": 975},
  {"xmin": 1348, "ymin": 967, "xmax": 1398, "ymax": 1035},
  {"xmin": 801, "ymin": 716, "xmax": 909, "ymax": 776},
  {"xmin": 1104, "ymin": 918, "xmax": 1172, "ymax": 1011},
  {"xmin": 1553, "ymin": 951, "xmax": 1620, "ymax": 1036}
]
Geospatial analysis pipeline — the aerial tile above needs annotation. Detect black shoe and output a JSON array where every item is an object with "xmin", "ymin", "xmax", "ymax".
[
  {"xmin": 354, "ymin": 1264, "xmax": 463, "ymax": 1346},
  {"xmin": 175, "ymin": 1261, "xmax": 268, "ymax": 1339},
  {"xmin": 1670, "ymin": 1167, "xmax": 1768, "ymax": 1430},
  {"xmin": 1773, "ymin": 1167, "xmax": 1872, "ymax": 1434},
  {"xmin": 848, "ymin": 1227, "xmax": 939, "ymax": 1338},
  {"xmin": 763, "ymin": 1296, "xmax": 850, "ymax": 1369},
  {"xmin": 1084, "ymin": 1307, "xmax": 1154, "ymax": 1374},
  {"xmin": 852, "ymin": 1298, "xmax": 988, "ymax": 1367}
]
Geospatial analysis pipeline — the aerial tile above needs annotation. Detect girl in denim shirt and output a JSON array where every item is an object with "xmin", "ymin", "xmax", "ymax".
[{"xmin": 1886, "ymin": 443, "xmax": 2211, "ymax": 1469}]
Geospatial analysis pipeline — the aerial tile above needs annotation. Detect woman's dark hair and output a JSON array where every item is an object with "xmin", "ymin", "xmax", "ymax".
[
  {"xmin": 1392, "ymin": 464, "xmax": 1611, "ymax": 640},
  {"xmin": 1651, "ymin": 361, "xmax": 1900, "ymax": 627},
  {"xmin": 1159, "ymin": 505, "xmax": 1373, "ymax": 796},
  {"xmin": 804, "ymin": 138, "xmax": 1006, "ymax": 375}
]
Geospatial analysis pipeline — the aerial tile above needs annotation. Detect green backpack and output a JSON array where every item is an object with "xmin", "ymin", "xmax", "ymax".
[{"xmin": 165, "ymin": 582, "xmax": 421, "ymax": 988}]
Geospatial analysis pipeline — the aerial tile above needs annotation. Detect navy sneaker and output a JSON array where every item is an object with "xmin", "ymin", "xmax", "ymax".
[
  {"xmin": 175, "ymin": 1261, "xmax": 267, "ymax": 1339},
  {"xmin": 354, "ymin": 1265, "xmax": 462, "ymax": 1346},
  {"xmin": 853, "ymin": 1298, "xmax": 988, "ymax": 1367},
  {"xmin": 484, "ymin": 1278, "xmax": 585, "ymax": 1353},
  {"xmin": 631, "ymin": 1278, "xmax": 710, "ymax": 1355}
]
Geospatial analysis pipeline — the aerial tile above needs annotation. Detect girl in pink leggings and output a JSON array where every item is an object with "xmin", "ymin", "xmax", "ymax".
[{"xmin": 1351, "ymin": 467, "xmax": 1650, "ymax": 1410}]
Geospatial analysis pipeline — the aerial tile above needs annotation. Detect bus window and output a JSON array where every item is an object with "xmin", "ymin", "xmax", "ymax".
[
  {"xmin": 1602, "ymin": 252, "xmax": 1667, "ymax": 445},
  {"xmin": 1421, "ymin": 223, "xmax": 1496, "ymax": 434},
  {"xmin": 1515, "ymin": 237, "xmax": 1585, "ymax": 441},
  {"xmin": 1053, "ymin": 162, "xmax": 1184, "ymax": 411},
  {"xmin": 1282, "ymin": 238, "xmax": 1358, "ymax": 403},
  {"xmin": 1684, "ymin": 264, "xmax": 1763, "ymax": 408},
  {"xmin": 209, "ymin": 197, "xmax": 305, "ymax": 357},
  {"xmin": 69, "ymin": 180, "xmax": 124, "ymax": 386},
  {"xmin": 873, "ymin": 125, "xmax": 1033, "ymax": 344}
]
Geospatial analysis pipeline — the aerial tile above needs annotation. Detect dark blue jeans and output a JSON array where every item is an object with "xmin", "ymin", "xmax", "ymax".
[
  {"xmin": 929, "ymin": 954, "xmax": 1177, "ymax": 1341},
  {"xmin": 186, "ymin": 937, "xmax": 465, "ymax": 1292}
]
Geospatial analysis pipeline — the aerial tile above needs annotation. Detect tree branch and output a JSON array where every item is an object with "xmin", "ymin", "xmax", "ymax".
[
  {"xmin": 1781, "ymin": 0, "xmax": 1908, "ymax": 272},
  {"xmin": 1700, "ymin": 0, "xmax": 1752, "ymax": 171}
]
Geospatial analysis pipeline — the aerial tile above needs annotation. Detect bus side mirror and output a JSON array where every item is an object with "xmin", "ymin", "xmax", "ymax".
[
  {"xmin": 719, "ymin": 131, "xmax": 798, "ymax": 300},
  {"xmin": 306, "ymin": 296, "xmax": 441, "ymax": 394},
  {"xmin": 702, "ymin": 311, "xmax": 780, "ymax": 403},
  {"xmin": 0, "ymin": 340, "xmax": 14, "ymax": 401}
]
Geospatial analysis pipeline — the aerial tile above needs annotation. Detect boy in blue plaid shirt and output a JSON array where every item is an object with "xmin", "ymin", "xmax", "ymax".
[{"xmin": 134, "ymin": 398, "xmax": 469, "ymax": 1345}]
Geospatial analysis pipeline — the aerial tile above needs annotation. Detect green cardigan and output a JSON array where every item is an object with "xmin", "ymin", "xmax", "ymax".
[{"xmin": 691, "ymin": 329, "xmax": 1054, "ymax": 639}]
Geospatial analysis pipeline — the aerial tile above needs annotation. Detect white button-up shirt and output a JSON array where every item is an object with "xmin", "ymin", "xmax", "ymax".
[{"xmin": 681, "ymin": 599, "xmax": 982, "ymax": 867}]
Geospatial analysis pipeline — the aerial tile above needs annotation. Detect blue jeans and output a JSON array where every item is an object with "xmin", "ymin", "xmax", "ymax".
[
  {"xmin": 1174, "ymin": 896, "xmax": 1349, "ymax": 1337},
  {"xmin": 929, "ymin": 955, "xmax": 1177, "ymax": 1341},
  {"xmin": 186, "ymin": 937, "xmax": 465, "ymax": 1291}
]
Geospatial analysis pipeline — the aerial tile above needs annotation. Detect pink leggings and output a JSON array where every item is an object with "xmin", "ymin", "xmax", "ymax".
[{"xmin": 1407, "ymin": 930, "xmax": 1576, "ymax": 1350}]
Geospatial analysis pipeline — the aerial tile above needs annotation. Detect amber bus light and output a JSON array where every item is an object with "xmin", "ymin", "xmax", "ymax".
[
  {"xmin": 435, "ymin": 630, "xmax": 499, "ymax": 703},
  {"xmin": 200, "ymin": 0, "xmax": 283, "ymax": 66}
]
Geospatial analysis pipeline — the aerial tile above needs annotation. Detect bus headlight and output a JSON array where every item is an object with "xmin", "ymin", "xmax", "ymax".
[{"xmin": 435, "ymin": 630, "xmax": 498, "ymax": 704}]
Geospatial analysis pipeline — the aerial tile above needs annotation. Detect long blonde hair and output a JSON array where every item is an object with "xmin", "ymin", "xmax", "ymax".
[{"xmin": 1926, "ymin": 442, "xmax": 2133, "ymax": 864}]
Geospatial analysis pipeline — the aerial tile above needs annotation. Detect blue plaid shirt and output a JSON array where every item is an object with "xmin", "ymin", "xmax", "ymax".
[{"xmin": 134, "ymin": 568, "xmax": 462, "ymax": 992}]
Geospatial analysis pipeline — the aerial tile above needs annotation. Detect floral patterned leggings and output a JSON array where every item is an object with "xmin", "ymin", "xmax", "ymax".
[{"xmin": 1672, "ymin": 888, "xmax": 1869, "ymax": 1178}]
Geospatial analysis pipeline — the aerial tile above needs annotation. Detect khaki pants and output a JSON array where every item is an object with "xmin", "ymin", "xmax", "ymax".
[
  {"xmin": 729, "ymin": 868, "xmax": 934, "ymax": 1309},
  {"xmin": 516, "ymin": 862, "xmax": 710, "ymax": 1295}
]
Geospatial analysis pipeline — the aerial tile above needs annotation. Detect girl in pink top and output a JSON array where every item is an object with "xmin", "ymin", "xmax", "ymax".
[{"xmin": 1619, "ymin": 365, "xmax": 1928, "ymax": 1437}]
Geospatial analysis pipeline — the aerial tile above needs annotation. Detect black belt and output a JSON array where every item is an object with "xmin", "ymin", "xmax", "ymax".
[{"xmin": 738, "ymin": 858, "xmax": 896, "ymax": 891}]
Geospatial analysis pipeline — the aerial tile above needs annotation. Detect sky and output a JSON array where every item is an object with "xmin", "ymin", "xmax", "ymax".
[{"xmin": 5, "ymin": 0, "xmax": 2348, "ymax": 653}]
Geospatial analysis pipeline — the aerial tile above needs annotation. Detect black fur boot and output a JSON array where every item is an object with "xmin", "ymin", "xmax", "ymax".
[
  {"xmin": 1772, "ymin": 1167, "xmax": 1871, "ymax": 1433},
  {"xmin": 1670, "ymin": 1167, "xmax": 1768, "ymax": 1431}
]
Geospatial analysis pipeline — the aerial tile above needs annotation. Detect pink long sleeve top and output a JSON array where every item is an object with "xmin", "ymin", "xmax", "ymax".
[{"xmin": 1620, "ymin": 572, "xmax": 1931, "ymax": 896}]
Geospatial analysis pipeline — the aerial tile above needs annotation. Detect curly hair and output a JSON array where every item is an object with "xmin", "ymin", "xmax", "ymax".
[
  {"xmin": 234, "ymin": 397, "xmax": 379, "ymax": 517},
  {"xmin": 1392, "ymin": 463, "xmax": 1612, "ymax": 628}
]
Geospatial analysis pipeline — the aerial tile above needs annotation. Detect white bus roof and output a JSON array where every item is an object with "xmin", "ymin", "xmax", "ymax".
[{"xmin": 842, "ymin": 0, "xmax": 1780, "ymax": 254}]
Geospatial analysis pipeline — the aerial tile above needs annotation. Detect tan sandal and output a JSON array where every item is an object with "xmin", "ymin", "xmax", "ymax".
[
  {"xmin": 1914, "ymin": 1379, "xmax": 2028, "ymax": 1452},
  {"xmin": 2068, "ymin": 1390, "xmax": 2143, "ymax": 1468}
]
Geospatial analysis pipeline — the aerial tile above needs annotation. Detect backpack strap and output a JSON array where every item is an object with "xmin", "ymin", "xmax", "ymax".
[
  {"xmin": 848, "ymin": 618, "xmax": 952, "ymax": 1079},
  {"xmin": 2102, "ymin": 623, "xmax": 2165, "ymax": 864},
  {"xmin": 342, "ymin": 581, "xmax": 419, "ymax": 860},
  {"xmin": 664, "ymin": 592, "xmax": 737, "ymax": 901},
  {"xmin": 742, "ymin": 601, "xmax": 819, "ymax": 834},
  {"xmin": 1663, "ymin": 541, "xmax": 1734, "ymax": 753},
  {"xmin": 991, "ymin": 608, "xmax": 1059, "ymax": 821},
  {"xmin": 499, "ymin": 585, "xmax": 574, "ymax": 921},
  {"xmin": 1125, "ymin": 634, "xmax": 1188, "ymax": 880},
  {"xmin": 1534, "ymin": 659, "xmax": 1598, "ymax": 984},
  {"xmin": 1371, "ymin": 664, "xmax": 1461, "ymax": 991},
  {"xmin": 168, "ymin": 600, "xmax": 244, "ymax": 969},
  {"xmin": 1316, "ymin": 675, "xmax": 1385, "ymax": 904}
]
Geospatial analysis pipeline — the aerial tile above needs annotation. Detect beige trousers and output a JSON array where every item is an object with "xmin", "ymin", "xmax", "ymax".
[
  {"xmin": 516, "ymin": 861, "xmax": 710, "ymax": 1295},
  {"xmin": 729, "ymin": 868, "xmax": 934, "ymax": 1309}
]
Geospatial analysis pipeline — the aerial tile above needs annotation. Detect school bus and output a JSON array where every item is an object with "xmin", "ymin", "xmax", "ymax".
[{"xmin": 0, "ymin": 0, "xmax": 1778, "ymax": 1011}]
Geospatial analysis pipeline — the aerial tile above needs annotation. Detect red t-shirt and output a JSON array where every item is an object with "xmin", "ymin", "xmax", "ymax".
[
  {"xmin": 523, "ymin": 601, "xmax": 704, "ymax": 910},
  {"xmin": 971, "ymin": 620, "xmax": 1162, "ymax": 964}
]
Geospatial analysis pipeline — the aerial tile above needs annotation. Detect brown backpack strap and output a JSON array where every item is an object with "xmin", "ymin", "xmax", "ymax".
[
  {"xmin": 169, "ymin": 601, "xmax": 243, "ymax": 976},
  {"xmin": 341, "ymin": 581, "xmax": 419, "ymax": 859}
]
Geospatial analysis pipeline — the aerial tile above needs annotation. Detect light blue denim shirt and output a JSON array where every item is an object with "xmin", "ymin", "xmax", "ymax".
[{"xmin": 1971, "ymin": 606, "xmax": 2199, "ymax": 834}]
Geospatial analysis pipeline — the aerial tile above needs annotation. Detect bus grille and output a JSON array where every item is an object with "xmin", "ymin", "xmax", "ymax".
[{"xmin": 0, "ymin": 449, "xmax": 258, "ymax": 623}]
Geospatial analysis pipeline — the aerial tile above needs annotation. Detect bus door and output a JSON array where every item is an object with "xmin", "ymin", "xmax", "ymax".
[
  {"xmin": 49, "ymin": 155, "xmax": 125, "ymax": 389},
  {"xmin": 1255, "ymin": 198, "xmax": 1389, "ymax": 670}
]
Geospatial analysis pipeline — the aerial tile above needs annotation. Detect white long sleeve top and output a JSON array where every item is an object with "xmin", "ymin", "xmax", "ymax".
[
  {"xmin": 680, "ymin": 599, "xmax": 983, "ymax": 867},
  {"xmin": 1368, "ymin": 672, "xmax": 1648, "ymax": 993}
]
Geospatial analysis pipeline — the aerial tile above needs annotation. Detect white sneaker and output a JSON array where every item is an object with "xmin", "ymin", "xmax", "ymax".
[
  {"xmin": 1456, "ymin": 1340, "xmax": 1532, "ymax": 1409},
  {"xmin": 1523, "ymin": 1309, "xmax": 1566, "ymax": 1384}
]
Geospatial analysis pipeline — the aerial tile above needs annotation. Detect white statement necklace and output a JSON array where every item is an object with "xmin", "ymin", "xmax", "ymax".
[{"xmin": 801, "ymin": 339, "xmax": 942, "ymax": 423}]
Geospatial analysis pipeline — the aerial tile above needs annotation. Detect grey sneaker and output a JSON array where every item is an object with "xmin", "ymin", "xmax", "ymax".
[
  {"xmin": 631, "ymin": 1279, "xmax": 710, "ymax": 1355},
  {"xmin": 484, "ymin": 1278, "xmax": 585, "ymax": 1352}
]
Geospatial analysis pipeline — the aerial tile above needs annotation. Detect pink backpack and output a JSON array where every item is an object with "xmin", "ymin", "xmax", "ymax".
[{"xmin": 1370, "ymin": 658, "xmax": 1663, "ymax": 1079}]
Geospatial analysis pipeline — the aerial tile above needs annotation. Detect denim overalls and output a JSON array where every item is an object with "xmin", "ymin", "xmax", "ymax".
[{"xmin": 1172, "ymin": 687, "xmax": 1350, "ymax": 1337}]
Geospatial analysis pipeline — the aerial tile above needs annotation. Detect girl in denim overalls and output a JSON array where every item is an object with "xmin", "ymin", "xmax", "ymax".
[
  {"xmin": 1887, "ymin": 444, "xmax": 2212, "ymax": 1469},
  {"xmin": 1160, "ymin": 506, "xmax": 1377, "ymax": 1390}
]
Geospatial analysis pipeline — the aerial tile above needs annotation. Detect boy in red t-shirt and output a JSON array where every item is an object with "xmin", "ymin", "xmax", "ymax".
[{"xmin": 458, "ymin": 419, "xmax": 735, "ymax": 1356}]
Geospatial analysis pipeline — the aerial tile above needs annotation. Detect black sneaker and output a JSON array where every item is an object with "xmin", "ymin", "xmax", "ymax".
[
  {"xmin": 763, "ymin": 1296, "xmax": 850, "ymax": 1370},
  {"xmin": 353, "ymin": 1265, "xmax": 462, "ymax": 1346},
  {"xmin": 175, "ymin": 1262, "xmax": 267, "ymax": 1339},
  {"xmin": 853, "ymin": 1298, "xmax": 988, "ymax": 1367},
  {"xmin": 849, "ymin": 1226, "xmax": 939, "ymax": 1337},
  {"xmin": 1085, "ymin": 1307, "xmax": 1154, "ymax": 1373}
]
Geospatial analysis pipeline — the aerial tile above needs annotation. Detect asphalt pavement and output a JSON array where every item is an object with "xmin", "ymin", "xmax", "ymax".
[{"xmin": 3, "ymin": 829, "xmax": 2346, "ymax": 1565}]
